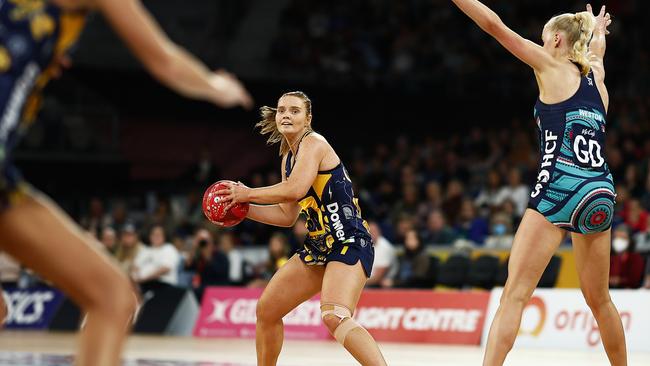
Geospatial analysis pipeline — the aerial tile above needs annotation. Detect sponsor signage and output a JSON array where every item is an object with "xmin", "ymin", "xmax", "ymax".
[
  {"xmin": 483, "ymin": 289, "xmax": 650, "ymax": 351},
  {"xmin": 193, "ymin": 287, "xmax": 328, "ymax": 340},
  {"xmin": 194, "ymin": 287, "xmax": 490, "ymax": 345},
  {"xmin": 2, "ymin": 287, "xmax": 65, "ymax": 329},
  {"xmin": 355, "ymin": 290, "xmax": 490, "ymax": 344}
]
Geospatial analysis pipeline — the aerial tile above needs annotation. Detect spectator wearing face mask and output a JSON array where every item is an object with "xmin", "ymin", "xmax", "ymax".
[
  {"xmin": 484, "ymin": 212, "xmax": 515, "ymax": 249},
  {"xmin": 610, "ymin": 225, "xmax": 646, "ymax": 289}
]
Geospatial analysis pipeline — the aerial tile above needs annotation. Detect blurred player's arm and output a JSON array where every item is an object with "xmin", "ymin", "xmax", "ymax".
[
  {"xmin": 246, "ymin": 136, "xmax": 324, "ymax": 204},
  {"xmin": 96, "ymin": 0, "xmax": 252, "ymax": 109},
  {"xmin": 450, "ymin": 0, "xmax": 553, "ymax": 71}
]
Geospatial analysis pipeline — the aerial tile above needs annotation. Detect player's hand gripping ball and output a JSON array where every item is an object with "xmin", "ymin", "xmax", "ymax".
[{"xmin": 202, "ymin": 180, "xmax": 249, "ymax": 227}]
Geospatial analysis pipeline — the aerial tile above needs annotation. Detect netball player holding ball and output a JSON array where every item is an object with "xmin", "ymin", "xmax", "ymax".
[{"xmin": 203, "ymin": 91, "xmax": 387, "ymax": 366}]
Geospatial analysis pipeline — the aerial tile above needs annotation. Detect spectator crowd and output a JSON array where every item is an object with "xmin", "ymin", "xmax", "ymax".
[{"xmin": 2, "ymin": 0, "xmax": 650, "ymax": 293}]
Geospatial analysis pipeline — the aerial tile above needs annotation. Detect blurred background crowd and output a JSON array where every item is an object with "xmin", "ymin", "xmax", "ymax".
[{"xmin": 1, "ymin": 0, "xmax": 649, "ymax": 295}]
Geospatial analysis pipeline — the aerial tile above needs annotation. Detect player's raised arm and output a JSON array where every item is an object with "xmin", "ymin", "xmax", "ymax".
[
  {"xmin": 587, "ymin": 4, "xmax": 611, "ymax": 61},
  {"xmin": 585, "ymin": 4, "xmax": 612, "ymax": 111},
  {"xmin": 450, "ymin": 0, "xmax": 554, "ymax": 71}
]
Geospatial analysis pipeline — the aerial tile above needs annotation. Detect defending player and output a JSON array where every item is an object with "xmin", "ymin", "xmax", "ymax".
[{"xmin": 450, "ymin": 1, "xmax": 626, "ymax": 365}]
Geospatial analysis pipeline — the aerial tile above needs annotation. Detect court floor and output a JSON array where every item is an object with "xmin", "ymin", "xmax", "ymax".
[{"xmin": 0, "ymin": 331, "xmax": 648, "ymax": 365}]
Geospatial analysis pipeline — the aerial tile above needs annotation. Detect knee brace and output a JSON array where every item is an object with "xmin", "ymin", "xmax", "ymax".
[{"xmin": 321, "ymin": 303, "xmax": 361, "ymax": 345}]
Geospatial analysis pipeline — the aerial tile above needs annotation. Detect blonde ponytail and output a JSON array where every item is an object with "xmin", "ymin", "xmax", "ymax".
[
  {"xmin": 548, "ymin": 11, "xmax": 595, "ymax": 76},
  {"xmin": 255, "ymin": 91, "xmax": 313, "ymax": 157},
  {"xmin": 571, "ymin": 12, "xmax": 595, "ymax": 76}
]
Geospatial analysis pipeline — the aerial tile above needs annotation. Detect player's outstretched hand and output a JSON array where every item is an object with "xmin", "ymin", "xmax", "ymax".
[
  {"xmin": 587, "ymin": 4, "xmax": 612, "ymax": 36},
  {"xmin": 209, "ymin": 70, "xmax": 254, "ymax": 110}
]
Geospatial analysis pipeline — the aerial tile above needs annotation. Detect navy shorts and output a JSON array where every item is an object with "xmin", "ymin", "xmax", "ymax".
[{"xmin": 298, "ymin": 236, "xmax": 374, "ymax": 278}]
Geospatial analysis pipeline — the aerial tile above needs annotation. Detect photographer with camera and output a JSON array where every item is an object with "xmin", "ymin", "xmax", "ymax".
[{"xmin": 185, "ymin": 228, "xmax": 230, "ymax": 300}]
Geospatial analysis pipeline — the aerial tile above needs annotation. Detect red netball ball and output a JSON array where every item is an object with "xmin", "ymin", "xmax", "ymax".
[{"xmin": 202, "ymin": 180, "xmax": 249, "ymax": 227}]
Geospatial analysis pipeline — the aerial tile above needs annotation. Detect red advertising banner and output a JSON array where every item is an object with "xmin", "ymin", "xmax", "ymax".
[
  {"xmin": 355, "ymin": 290, "xmax": 490, "ymax": 344},
  {"xmin": 193, "ymin": 287, "xmax": 329, "ymax": 340},
  {"xmin": 194, "ymin": 287, "xmax": 490, "ymax": 345}
]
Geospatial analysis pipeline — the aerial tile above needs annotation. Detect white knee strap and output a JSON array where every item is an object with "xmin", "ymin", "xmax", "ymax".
[
  {"xmin": 321, "ymin": 303, "xmax": 351, "ymax": 320},
  {"xmin": 321, "ymin": 303, "xmax": 360, "ymax": 345}
]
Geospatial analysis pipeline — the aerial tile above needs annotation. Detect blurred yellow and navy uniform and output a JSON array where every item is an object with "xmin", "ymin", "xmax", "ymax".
[
  {"xmin": 285, "ymin": 134, "xmax": 374, "ymax": 277},
  {"xmin": 0, "ymin": 0, "xmax": 85, "ymax": 209}
]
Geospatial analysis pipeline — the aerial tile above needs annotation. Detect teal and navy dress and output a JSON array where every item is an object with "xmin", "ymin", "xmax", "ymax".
[{"xmin": 528, "ymin": 68, "xmax": 615, "ymax": 234}]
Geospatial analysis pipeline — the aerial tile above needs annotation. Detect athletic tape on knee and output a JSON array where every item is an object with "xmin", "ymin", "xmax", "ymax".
[
  {"xmin": 333, "ymin": 317, "xmax": 361, "ymax": 345},
  {"xmin": 321, "ymin": 303, "xmax": 360, "ymax": 345},
  {"xmin": 321, "ymin": 303, "xmax": 351, "ymax": 320}
]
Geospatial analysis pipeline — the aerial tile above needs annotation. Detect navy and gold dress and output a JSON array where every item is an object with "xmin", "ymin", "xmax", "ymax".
[
  {"xmin": 285, "ymin": 134, "xmax": 374, "ymax": 276},
  {"xmin": 0, "ymin": 0, "xmax": 85, "ymax": 209}
]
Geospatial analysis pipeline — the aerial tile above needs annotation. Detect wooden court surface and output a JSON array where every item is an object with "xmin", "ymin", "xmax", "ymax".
[{"xmin": 0, "ymin": 331, "xmax": 648, "ymax": 365}]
